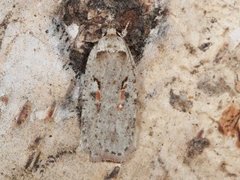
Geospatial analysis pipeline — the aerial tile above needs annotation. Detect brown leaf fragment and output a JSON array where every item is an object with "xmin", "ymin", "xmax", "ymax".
[
  {"xmin": 218, "ymin": 104, "xmax": 240, "ymax": 137},
  {"xmin": 217, "ymin": 103, "xmax": 240, "ymax": 148}
]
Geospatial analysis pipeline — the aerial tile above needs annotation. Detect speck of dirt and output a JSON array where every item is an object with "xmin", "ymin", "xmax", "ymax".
[
  {"xmin": 0, "ymin": 12, "xmax": 13, "ymax": 49},
  {"xmin": 186, "ymin": 130, "xmax": 210, "ymax": 158},
  {"xmin": 198, "ymin": 42, "xmax": 212, "ymax": 52},
  {"xmin": 184, "ymin": 43, "xmax": 196, "ymax": 55},
  {"xmin": 197, "ymin": 77, "xmax": 234, "ymax": 96},
  {"xmin": 169, "ymin": 89, "xmax": 193, "ymax": 112},
  {"xmin": 16, "ymin": 101, "xmax": 32, "ymax": 126},
  {"xmin": 214, "ymin": 43, "xmax": 229, "ymax": 64},
  {"xmin": 104, "ymin": 166, "xmax": 120, "ymax": 180},
  {"xmin": 219, "ymin": 162, "xmax": 237, "ymax": 177}
]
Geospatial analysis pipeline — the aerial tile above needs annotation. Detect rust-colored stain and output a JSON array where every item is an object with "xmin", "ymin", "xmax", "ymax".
[
  {"xmin": 16, "ymin": 100, "xmax": 32, "ymax": 125},
  {"xmin": 0, "ymin": 95, "xmax": 9, "ymax": 105},
  {"xmin": 218, "ymin": 103, "xmax": 240, "ymax": 147},
  {"xmin": 44, "ymin": 102, "xmax": 56, "ymax": 122}
]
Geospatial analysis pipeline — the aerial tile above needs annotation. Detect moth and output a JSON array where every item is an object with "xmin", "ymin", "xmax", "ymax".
[{"xmin": 80, "ymin": 28, "xmax": 137, "ymax": 163}]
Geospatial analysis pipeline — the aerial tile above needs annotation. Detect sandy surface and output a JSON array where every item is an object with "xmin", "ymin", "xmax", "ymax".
[{"xmin": 1, "ymin": 0, "xmax": 240, "ymax": 179}]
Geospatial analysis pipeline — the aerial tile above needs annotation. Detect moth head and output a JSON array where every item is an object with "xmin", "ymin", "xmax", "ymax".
[{"xmin": 106, "ymin": 28, "xmax": 117, "ymax": 36}]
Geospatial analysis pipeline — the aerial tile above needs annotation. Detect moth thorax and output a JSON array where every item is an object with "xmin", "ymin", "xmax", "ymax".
[{"xmin": 107, "ymin": 28, "xmax": 117, "ymax": 35}]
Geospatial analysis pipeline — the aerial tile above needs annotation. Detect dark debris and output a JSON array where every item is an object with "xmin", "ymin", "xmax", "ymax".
[
  {"xmin": 197, "ymin": 77, "xmax": 234, "ymax": 96},
  {"xmin": 60, "ymin": 0, "xmax": 168, "ymax": 76},
  {"xmin": 0, "ymin": 12, "xmax": 12, "ymax": 49},
  {"xmin": 104, "ymin": 166, "xmax": 120, "ymax": 180},
  {"xmin": 198, "ymin": 42, "xmax": 212, "ymax": 52},
  {"xmin": 169, "ymin": 89, "xmax": 193, "ymax": 113},
  {"xmin": 186, "ymin": 130, "xmax": 210, "ymax": 158},
  {"xmin": 69, "ymin": 43, "xmax": 94, "ymax": 76}
]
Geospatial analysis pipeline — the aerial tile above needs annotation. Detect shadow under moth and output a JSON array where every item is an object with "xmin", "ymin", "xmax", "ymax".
[{"xmin": 80, "ymin": 28, "xmax": 137, "ymax": 163}]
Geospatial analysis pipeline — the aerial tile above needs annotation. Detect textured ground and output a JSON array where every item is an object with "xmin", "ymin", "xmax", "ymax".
[{"xmin": 1, "ymin": 0, "xmax": 240, "ymax": 179}]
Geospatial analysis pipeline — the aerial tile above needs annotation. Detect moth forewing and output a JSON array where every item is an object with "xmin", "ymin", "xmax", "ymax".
[{"xmin": 80, "ymin": 29, "xmax": 137, "ymax": 163}]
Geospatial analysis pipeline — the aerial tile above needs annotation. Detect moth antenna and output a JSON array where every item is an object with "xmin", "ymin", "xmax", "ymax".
[{"xmin": 121, "ymin": 21, "xmax": 130, "ymax": 37}]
